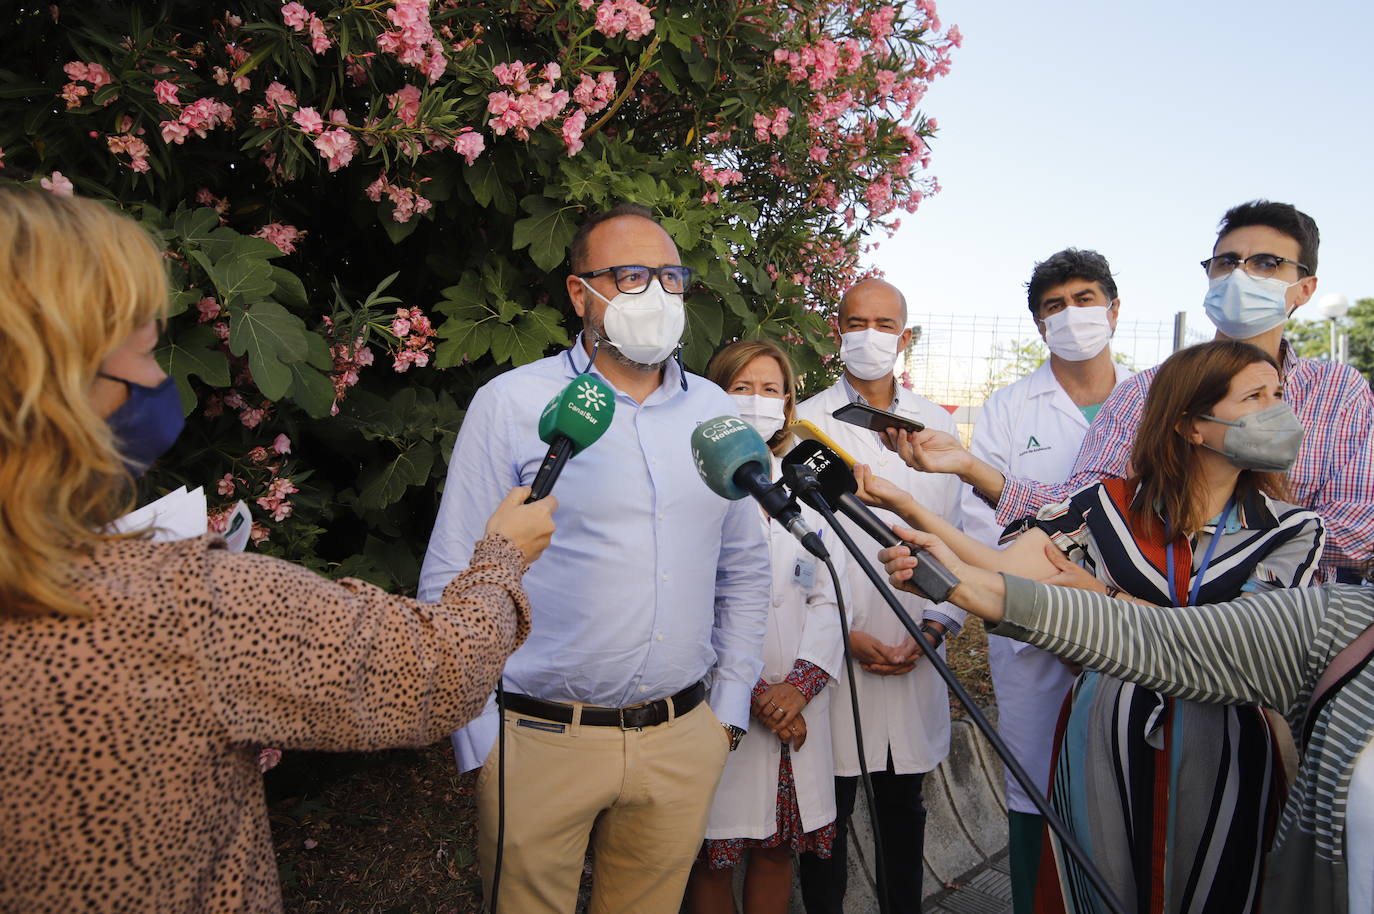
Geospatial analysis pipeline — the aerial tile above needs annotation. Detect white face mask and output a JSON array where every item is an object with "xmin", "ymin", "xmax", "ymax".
[
  {"xmin": 730, "ymin": 393, "xmax": 786, "ymax": 442},
  {"xmin": 1042, "ymin": 305, "xmax": 1113, "ymax": 361},
  {"xmin": 840, "ymin": 328, "xmax": 901, "ymax": 381},
  {"xmin": 1202, "ymin": 270, "xmax": 1299, "ymax": 339},
  {"xmin": 580, "ymin": 277, "xmax": 685, "ymax": 366}
]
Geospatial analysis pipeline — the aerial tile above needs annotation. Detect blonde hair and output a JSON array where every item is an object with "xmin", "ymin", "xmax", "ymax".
[
  {"xmin": 0, "ymin": 186, "xmax": 169, "ymax": 616},
  {"xmin": 706, "ymin": 339, "xmax": 797, "ymax": 455}
]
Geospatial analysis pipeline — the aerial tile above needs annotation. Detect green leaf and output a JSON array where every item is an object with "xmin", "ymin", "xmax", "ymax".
[
  {"xmin": 271, "ymin": 266, "xmax": 309, "ymax": 310},
  {"xmin": 158, "ymin": 324, "xmax": 230, "ymax": 415},
  {"xmin": 285, "ymin": 361, "xmax": 336, "ymax": 418},
  {"xmin": 381, "ymin": 215, "xmax": 420, "ymax": 245},
  {"xmin": 463, "ymin": 156, "xmax": 514, "ymax": 213},
  {"xmin": 512, "ymin": 196, "xmax": 578, "ymax": 272},
  {"xmin": 173, "ymin": 207, "xmax": 221, "ymax": 248},
  {"xmin": 683, "ymin": 295, "xmax": 725, "ymax": 371},
  {"xmin": 435, "ymin": 315, "xmax": 494, "ymax": 368},
  {"xmin": 228, "ymin": 301, "xmax": 311, "ymax": 400},
  {"xmin": 356, "ymin": 442, "xmax": 436, "ymax": 511},
  {"xmin": 490, "ymin": 305, "xmax": 568, "ymax": 366},
  {"xmin": 208, "ymin": 254, "xmax": 277, "ymax": 306}
]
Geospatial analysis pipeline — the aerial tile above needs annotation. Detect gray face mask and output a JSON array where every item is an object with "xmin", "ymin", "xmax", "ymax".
[{"xmin": 1199, "ymin": 402, "xmax": 1304, "ymax": 472}]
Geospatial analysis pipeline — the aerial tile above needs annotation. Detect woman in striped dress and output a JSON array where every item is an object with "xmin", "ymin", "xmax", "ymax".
[{"xmin": 853, "ymin": 340, "xmax": 1325, "ymax": 914}]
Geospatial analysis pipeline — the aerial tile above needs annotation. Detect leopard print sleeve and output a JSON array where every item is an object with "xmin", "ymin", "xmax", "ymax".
[{"xmin": 197, "ymin": 533, "xmax": 530, "ymax": 751}]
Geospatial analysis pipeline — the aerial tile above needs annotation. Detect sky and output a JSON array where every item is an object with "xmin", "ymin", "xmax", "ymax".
[{"xmin": 870, "ymin": 0, "xmax": 1374, "ymax": 344}]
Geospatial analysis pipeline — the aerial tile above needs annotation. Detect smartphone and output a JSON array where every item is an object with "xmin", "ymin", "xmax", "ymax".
[{"xmin": 832, "ymin": 402, "xmax": 925, "ymax": 435}]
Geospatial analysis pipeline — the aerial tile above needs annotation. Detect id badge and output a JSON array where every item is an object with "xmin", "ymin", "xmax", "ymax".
[{"xmin": 793, "ymin": 555, "xmax": 817, "ymax": 589}]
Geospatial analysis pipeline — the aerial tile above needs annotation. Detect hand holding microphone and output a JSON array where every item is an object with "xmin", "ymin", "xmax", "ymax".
[
  {"xmin": 527, "ymin": 373, "xmax": 616, "ymax": 503},
  {"xmin": 485, "ymin": 487, "xmax": 558, "ymax": 564},
  {"xmin": 780, "ymin": 428, "xmax": 961, "ymax": 604}
]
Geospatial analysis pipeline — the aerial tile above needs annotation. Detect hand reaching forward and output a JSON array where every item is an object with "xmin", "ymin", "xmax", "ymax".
[
  {"xmin": 853, "ymin": 463, "xmax": 913, "ymax": 514},
  {"xmin": 885, "ymin": 428, "xmax": 972, "ymax": 477},
  {"xmin": 484, "ymin": 487, "xmax": 557, "ymax": 564}
]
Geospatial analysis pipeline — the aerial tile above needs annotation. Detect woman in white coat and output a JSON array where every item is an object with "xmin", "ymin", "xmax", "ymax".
[{"xmin": 686, "ymin": 341, "xmax": 849, "ymax": 914}]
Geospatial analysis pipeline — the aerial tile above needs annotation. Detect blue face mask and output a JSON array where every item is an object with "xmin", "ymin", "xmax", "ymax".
[
  {"xmin": 101, "ymin": 374, "xmax": 185, "ymax": 475},
  {"xmin": 1202, "ymin": 270, "xmax": 1298, "ymax": 339}
]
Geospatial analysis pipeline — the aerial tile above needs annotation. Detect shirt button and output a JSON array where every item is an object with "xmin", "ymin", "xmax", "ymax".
[
  {"xmin": 661, "ymin": 573, "xmax": 669, "ymax": 581},
  {"xmin": 655, "ymin": 633, "xmax": 664, "ymax": 642},
  {"xmin": 657, "ymin": 513, "xmax": 665, "ymax": 521},
  {"xmin": 640, "ymin": 685, "xmax": 648, "ymax": 693},
  {"xmin": 773, "ymin": 595, "xmax": 783, "ymax": 607}
]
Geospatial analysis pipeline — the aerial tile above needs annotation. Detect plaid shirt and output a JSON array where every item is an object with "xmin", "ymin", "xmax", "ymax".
[{"xmin": 996, "ymin": 342, "xmax": 1374, "ymax": 574}]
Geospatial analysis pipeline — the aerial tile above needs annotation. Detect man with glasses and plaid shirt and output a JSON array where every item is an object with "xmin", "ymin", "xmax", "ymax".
[
  {"xmin": 905, "ymin": 200, "xmax": 1374, "ymax": 581},
  {"xmin": 419, "ymin": 203, "xmax": 769, "ymax": 912}
]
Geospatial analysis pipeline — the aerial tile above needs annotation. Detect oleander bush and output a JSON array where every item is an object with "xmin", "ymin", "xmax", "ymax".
[{"xmin": 0, "ymin": 0, "xmax": 958, "ymax": 587}]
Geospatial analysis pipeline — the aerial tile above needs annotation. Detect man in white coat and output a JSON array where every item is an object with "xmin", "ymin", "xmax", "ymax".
[
  {"xmin": 959, "ymin": 249, "xmax": 1130, "ymax": 913},
  {"xmin": 795, "ymin": 278, "xmax": 965, "ymax": 914}
]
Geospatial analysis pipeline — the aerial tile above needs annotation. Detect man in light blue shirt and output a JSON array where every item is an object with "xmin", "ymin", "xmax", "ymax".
[{"xmin": 419, "ymin": 203, "xmax": 769, "ymax": 913}]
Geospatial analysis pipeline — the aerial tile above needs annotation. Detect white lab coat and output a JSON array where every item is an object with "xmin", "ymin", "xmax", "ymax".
[
  {"xmin": 960, "ymin": 359, "xmax": 1132, "ymax": 812},
  {"xmin": 705, "ymin": 461, "xmax": 850, "ymax": 839},
  {"xmin": 795, "ymin": 381, "xmax": 965, "ymax": 776}
]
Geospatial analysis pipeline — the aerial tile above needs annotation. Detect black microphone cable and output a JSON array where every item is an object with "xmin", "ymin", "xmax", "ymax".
[
  {"xmin": 490, "ymin": 683, "xmax": 507, "ymax": 912},
  {"xmin": 804, "ymin": 494, "xmax": 1129, "ymax": 914},
  {"xmin": 821, "ymin": 552, "xmax": 891, "ymax": 914}
]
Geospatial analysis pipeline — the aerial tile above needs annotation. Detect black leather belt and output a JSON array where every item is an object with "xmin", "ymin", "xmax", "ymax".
[{"xmin": 503, "ymin": 680, "xmax": 706, "ymax": 730}]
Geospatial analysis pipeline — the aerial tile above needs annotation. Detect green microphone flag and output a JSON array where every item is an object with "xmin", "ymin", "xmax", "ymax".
[{"xmin": 527, "ymin": 373, "xmax": 615, "ymax": 501}]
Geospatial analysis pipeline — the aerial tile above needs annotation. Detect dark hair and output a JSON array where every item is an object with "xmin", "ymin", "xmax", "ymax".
[
  {"xmin": 1025, "ymin": 248, "xmax": 1118, "ymax": 317},
  {"xmin": 568, "ymin": 202, "xmax": 660, "ymax": 273},
  {"xmin": 1131, "ymin": 340, "xmax": 1289, "ymax": 541},
  {"xmin": 1215, "ymin": 200, "xmax": 1319, "ymax": 276}
]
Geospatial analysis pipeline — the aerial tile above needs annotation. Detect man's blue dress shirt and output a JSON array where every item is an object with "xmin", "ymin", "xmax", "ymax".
[{"xmin": 419, "ymin": 338, "xmax": 770, "ymax": 768}]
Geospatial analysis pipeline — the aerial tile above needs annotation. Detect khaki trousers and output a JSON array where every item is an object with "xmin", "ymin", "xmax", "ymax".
[{"xmin": 477, "ymin": 699, "xmax": 730, "ymax": 913}]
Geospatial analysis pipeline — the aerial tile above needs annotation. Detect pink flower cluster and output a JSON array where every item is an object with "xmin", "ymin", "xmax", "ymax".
[
  {"xmin": 195, "ymin": 189, "xmax": 231, "ymax": 216},
  {"xmin": 752, "ymin": 106, "xmax": 791, "ymax": 142},
  {"xmin": 281, "ymin": 3, "xmax": 331, "ymax": 54},
  {"xmin": 217, "ymin": 389, "xmax": 275, "ymax": 428},
  {"xmin": 313, "ymin": 112, "xmax": 357, "ymax": 172},
  {"xmin": 487, "ymin": 61, "xmax": 571, "ymax": 142},
  {"xmin": 589, "ymin": 0, "xmax": 655, "ymax": 40},
  {"xmin": 388, "ymin": 84, "xmax": 422, "ymax": 126},
  {"xmin": 691, "ymin": 159, "xmax": 743, "ymax": 202},
  {"xmin": 377, "ymin": 0, "xmax": 447, "ymax": 83},
  {"xmin": 388, "ymin": 306, "xmax": 435, "ymax": 372},
  {"xmin": 60, "ymin": 61, "xmax": 114, "ymax": 109},
  {"xmin": 253, "ymin": 222, "xmax": 306, "ymax": 254},
  {"xmin": 209, "ymin": 436, "xmax": 298, "ymax": 546},
  {"xmin": 256, "ymin": 475, "xmax": 300, "ymax": 522},
  {"xmin": 106, "ymin": 116, "xmax": 151, "ymax": 173},
  {"xmin": 364, "ymin": 173, "xmax": 433, "ymax": 224},
  {"xmin": 453, "ymin": 128, "xmax": 485, "ymax": 165},
  {"xmin": 324, "ymin": 317, "xmax": 375, "ymax": 415},
  {"xmin": 572, "ymin": 71, "xmax": 617, "ymax": 114},
  {"xmin": 40, "ymin": 171, "xmax": 74, "ymax": 196},
  {"xmin": 211, "ymin": 66, "xmax": 251, "ymax": 93},
  {"xmin": 160, "ymin": 96, "xmax": 234, "ymax": 145}
]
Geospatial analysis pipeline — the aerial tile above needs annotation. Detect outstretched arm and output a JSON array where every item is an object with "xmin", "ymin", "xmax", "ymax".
[{"xmin": 854, "ymin": 463, "xmax": 1057, "ymax": 580}]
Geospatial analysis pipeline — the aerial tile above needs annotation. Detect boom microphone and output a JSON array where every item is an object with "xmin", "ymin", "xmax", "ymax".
[
  {"xmin": 691, "ymin": 415, "xmax": 829, "ymax": 560},
  {"xmin": 781, "ymin": 437, "xmax": 961, "ymax": 603},
  {"xmin": 527, "ymin": 373, "xmax": 616, "ymax": 502}
]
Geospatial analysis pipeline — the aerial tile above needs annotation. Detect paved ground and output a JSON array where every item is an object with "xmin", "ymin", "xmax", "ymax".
[{"xmin": 925, "ymin": 851, "xmax": 1012, "ymax": 914}]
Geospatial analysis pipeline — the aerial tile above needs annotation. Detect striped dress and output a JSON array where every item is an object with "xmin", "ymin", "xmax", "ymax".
[
  {"xmin": 993, "ymin": 576, "xmax": 1374, "ymax": 914},
  {"xmin": 1013, "ymin": 479, "xmax": 1325, "ymax": 914}
]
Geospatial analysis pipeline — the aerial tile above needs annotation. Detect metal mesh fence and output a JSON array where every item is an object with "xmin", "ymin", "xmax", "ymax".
[{"xmin": 897, "ymin": 312, "xmax": 1211, "ymax": 442}]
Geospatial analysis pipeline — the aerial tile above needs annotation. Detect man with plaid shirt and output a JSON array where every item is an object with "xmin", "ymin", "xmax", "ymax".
[{"xmin": 912, "ymin": 200, "xmax": 1374, "ymax": 579}]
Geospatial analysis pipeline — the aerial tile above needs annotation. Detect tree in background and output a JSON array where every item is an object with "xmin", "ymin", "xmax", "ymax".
[
  {"xmin": 1288, "ymin": 297, "xmax": 1374, "ymax": 388},
  {"xmin": 0, "ymin": 0, "xmax": 958, "ymax": 588}
]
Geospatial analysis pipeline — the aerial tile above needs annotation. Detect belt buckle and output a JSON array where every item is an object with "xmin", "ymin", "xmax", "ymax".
[{"xmin": 617, "ymin": 706, "xmax": 642, "ymax": 731}]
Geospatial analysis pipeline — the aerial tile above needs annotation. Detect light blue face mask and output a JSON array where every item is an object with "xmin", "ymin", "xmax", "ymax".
[{"xmin": 1202, "ymin": 270, "xmax": 1298, "ymax": 339}]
